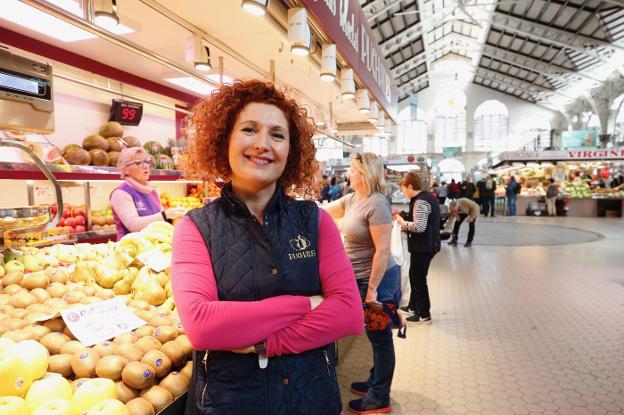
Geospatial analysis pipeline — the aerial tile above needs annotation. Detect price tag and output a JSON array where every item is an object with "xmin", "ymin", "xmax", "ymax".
[
  {"xmin": 137, "ymin": 248, "xmax": 170, "ymax": 273},
  {"xmin": 60, "ymin": 297, "xmax": 146, "ymax": 346}
]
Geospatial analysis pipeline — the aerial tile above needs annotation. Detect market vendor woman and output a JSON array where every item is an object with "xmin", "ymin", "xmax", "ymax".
[{"xmin": 110, "ymin": 147, "xmax": 185, "ymax": 240}]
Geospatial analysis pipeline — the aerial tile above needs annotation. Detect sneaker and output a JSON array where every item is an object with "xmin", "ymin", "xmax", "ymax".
[
  {"xmin": 348, "ymin": 397, "xmax": 392, "ymax": 414},
  {"xmin": 350, "ymin": 381, "xmax": 368, "ymax": 396},
  {"xmin": 448, "ymin": 239, "xmax": 458, "ymax": 246},
  {"xmin": 406, "ymin": 315, "xmax": 432, "ymax": 323},
  {"xmin": 399, "ymin": 306, "xmax": 415, "ymax": 314},
  {"xmin": 464, "ymin": 242, "xmax": 472, "ymax": 247}
]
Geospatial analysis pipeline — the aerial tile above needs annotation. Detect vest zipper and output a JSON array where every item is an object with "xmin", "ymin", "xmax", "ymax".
[
  {"xmin": 201, "ymin": 351, "xmax": 209, "ymax": 404},
  {"xmin": 323, "ymin": 350, "xmax": 331, "ymax": 376}
]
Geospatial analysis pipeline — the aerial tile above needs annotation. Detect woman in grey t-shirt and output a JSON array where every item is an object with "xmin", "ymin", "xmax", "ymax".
[{"xmin": 325, "ymin": 152, "xmax": 400, "ymax": 414}]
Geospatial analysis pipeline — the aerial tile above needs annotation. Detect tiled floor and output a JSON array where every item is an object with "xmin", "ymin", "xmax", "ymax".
[{"xmin": 337, "ymin": 217, "xmax": 624, "ymax": 415}]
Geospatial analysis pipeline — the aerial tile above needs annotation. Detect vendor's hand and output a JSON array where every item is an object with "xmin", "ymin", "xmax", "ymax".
[
  {"xmin": 365, "ymin": 287, "xmax": 382, "ymax": 310},
  {"xmin": 309, "ymin": 295, "xmax": 324, "ymax": 310},
  {"xmin": 467, "ymin": 218, "xmax": 474, "ymax": 223},
  {"xmin": 231, "ymin": 345, "xmax": 255, "ymax": 354},
  {"xmin": 395, "ymin": 215, "xmax": 405, "ymax": 226},
  {"xmin": 164, "ymin": 207, "xmax": 186, "ymax": 220}
]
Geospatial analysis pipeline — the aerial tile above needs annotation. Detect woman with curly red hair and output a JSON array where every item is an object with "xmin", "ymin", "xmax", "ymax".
[{"xmin": 170, "ymin": 79, "xmax": 363, "ymax": 415}]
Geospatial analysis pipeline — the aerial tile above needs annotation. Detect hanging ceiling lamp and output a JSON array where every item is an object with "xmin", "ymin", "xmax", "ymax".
[
  {"xmin": 340, "ymin": 68, "xmax": 355, "ymax": 100},
  {"xmin": 241, "ymin": 0, "xmax": 268, "ymax": 16},
  {"xmin": 94, "ymin": 0, "xmax": 119, "ymax": 26},
  {"xmin": 377, "ymin": 111, "xmax": 386, "ymax": 130},
  {"xmin": 368, "ymin": 101, "xmax": 378, "ymax": 122},
  {"xmin": 356, "ymin": 89, "xmax": 370, "ymax": 113},
  {"xmin": 288, "ymin": 7, "xmax": 310, "ymax": 56},
  {"xmin": 185, "ymin": 35, "xmax": 211, "ymax": 72},
  {"xmin": 320, "ymin": 44, "xmax": 336, "ymax": 82}
]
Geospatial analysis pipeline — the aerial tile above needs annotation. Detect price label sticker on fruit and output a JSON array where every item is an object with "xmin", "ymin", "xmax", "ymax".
[
  {"xmin": 137, "ymin": 248, "xmax": 170, "ymax": 273},
  {"xmin": 60, "ymin": 297, "xmax": 147, "ymax": 346}
]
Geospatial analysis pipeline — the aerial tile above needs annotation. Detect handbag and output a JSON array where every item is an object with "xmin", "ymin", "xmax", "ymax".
[{"xmin": 390, "ymin": 220, "xmax": 404, "ymax": 266}]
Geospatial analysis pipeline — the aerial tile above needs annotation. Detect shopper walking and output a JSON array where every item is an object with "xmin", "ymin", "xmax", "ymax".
[
  {"xmin": 476, "ymin": 177, "xmax": 486, "ymax": 213},
  {"xmin": 437, "ymin": 181, "xmax": 448, "ymax": 205},
  {"xmin": 325, "ymin": 152, "xmax": 400, "ymax": 414},
  {"xmin": 506, "ymin": 176, "xmax": 520, "ymax": 216},
  {"xmin": 448, "ymin": 179, "xmax": 460, "ymax": 200},
  {"xmin": 546, "ymin": 178, "xmax": 559, "ymax": 217},
  {"xmin": 447, "ymin": 198, "xmax": 480, "ymax": 247},
  {"xmin": 320, "ymin": 174, "xmax": 332, "ymax": 202},
  {"xmin": 395, "ymin": 171, "xmax": 441, "ymax": 324},
  {"xmin": 483, "ymin": 175, "xmax": 496, "ymax": 217},
  {"xmin": 330, "ymin": 176, "xmax": 341, "ymax": 200},
  {"xmin": 170, "ymin": 80, "xmax": 363, "ymax": 415},
  {"xmin": 110, "ymin": 147, "xmax": 185, "ymax": 240}
]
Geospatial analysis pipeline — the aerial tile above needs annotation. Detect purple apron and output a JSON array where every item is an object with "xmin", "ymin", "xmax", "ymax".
[{"xmin": 111, "ymin": 182, "xmax": 162, "ymax": 241}]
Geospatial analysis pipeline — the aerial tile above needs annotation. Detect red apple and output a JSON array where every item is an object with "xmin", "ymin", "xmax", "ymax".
[
  {"xmin": 74, "ymin": 215, "xmax": 86, "ymax": 226},
  {"xmin": 75, "ymin": 225, "xmax": 86, "ymax": 233},
  {"xmin": 58, "ymin": 217, "xmax": 65, "ymax": 227},
  {"xmin": 68, "ymin": 226, "xmax": 77, "ymax": 234},
  {"xmin": 62, "ymin": 209, "xmax": 71, "ymax": 218},
  {"xmin": 65, "ymin": 217, "xmax": 76, "ymax": 228},
  {"xmin": 51, "ymin": 204, "xmax": 58, "ymax": 215},
  {"xmin": 72, "ymin": 208, "xmax": 85, "ymax": 217}
]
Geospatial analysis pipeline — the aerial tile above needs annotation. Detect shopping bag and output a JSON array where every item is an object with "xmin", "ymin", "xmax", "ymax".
[{"xmin": 390, "ymin": 220, "xmax": 404, "ymax": 266}]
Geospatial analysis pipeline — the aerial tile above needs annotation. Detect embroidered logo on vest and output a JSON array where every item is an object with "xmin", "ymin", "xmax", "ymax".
[{"xmin": 288, "ymin": 234, "xmax": 316, "ymax": 260}]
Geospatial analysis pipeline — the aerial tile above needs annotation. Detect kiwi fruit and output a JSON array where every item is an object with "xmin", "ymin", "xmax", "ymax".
[
  {"xmin": 2, "ymin": 329, "xmax": 34, "ymax": 342},
  {"xmin": 153, "ymin": 326, "xmax": 177, "ymax": 344},
  {"xmin": 44, "ymin": 297, "xmax": 69, "ymax": 310},
  {"xmin": 115, "ymin": 343, "xmax": 144, "ymax": 361},
  {"xmin": 0, "ymin": 294, "xmax": 11, "ymax": 305},
  {"xmin": 159, "ymin": 371, "xmax": 190, "ymax": 398},
  {"xmin": 93, "ymin": 341, "xmax": 117, "ymax": 356},
  {"xmin": 139, "ymin": 385, "xmax": 173, "ymax": 413},
  {"xmin": 125, "ymin": 397, "xmax": 155, "ymax": 415},
  {"xmin": 161, "ymin": 341, "xmax": 187, "ymax": 368},
  {"xmin": 46, "ymin": 282, "xmax": 67, "ymax": 298},
  {"xmin": 71, "ymin": 377, "xmax": 90, "ymax": 392},
  {"xmin": 121, "ymin": 361, "xmax": 155, "ymax": 390},
  {"xmin": 180, "ymin": 361, "xmax": 193, "ymax": 379},
  {"xmin": 95, "ymin": 355, "xmax": 129, "ymax": 380},
  {"xmin": 141, "ymin": 349, "xmax": 171, "ymax": 378},
  {"xmin": 61, "ymin": 340, "xmax": 86, "ymax": 355},
  {"xmin": 22, "ymin": 324, "xmax": 50, "ymax": 340},
  {"xmin": 4, "ymin": 318, "xmax": 28, "ymax": 331},
  {"xmin": 134, "ymin": 325, "xmax": 155, "ymax": 337},
  {"xmin": 175, "ymin": 334, "xmax": 193, "ymax": 355},
  {"xmin": 24, "ymin": 312, "xmax": 52, "ymax": 325},
  {"xmin": 48, "ymin": 353, "xmax": 73, "ymax": 377},
  {"xmin": 113, "ymin": 331, "xmax": 139, "ymax": 345},
  {"xmin": 40, "ymin": 332, "xmax": 71, "ymax": 354},
  {"xmin": 42, "ymin": 317, "xmax": 65, "ymax": 332},
  {"xmin": 116, "ymin": 381, "xmax": 138, "ymax": 403},
  {"xmin": 135, "ymin": 336, "xmax": 161, "ymax": 354},
  {"xmin": 174, "ymin": 320, "xmax": 185, "ymax": 335},
  {"xmin": 9, "ymin": 291, "xmax": 37, "ymax": 308},
  {"xmin": 20, "ymin": 272, "xmax": 49, "ymax": 290},
  {"xmin": 70, "ymin": 348, "xmax": 101, "ymax": 378},
  {"xmin": 2, "ymin": 271, "xmax": 24, "ymax": 286}
]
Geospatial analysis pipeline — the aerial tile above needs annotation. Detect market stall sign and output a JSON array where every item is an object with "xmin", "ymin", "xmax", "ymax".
[
  {"xmin": 443, "ymin": 146, "xmax": 462, "ymax": 158},
  {"xmin": 499, "ymin": 148, "xmax": 624, "ymax": 162},
  {"xmin": 301, "ymin": 0, "xmax": 397, "ymax": 120},
  {"xmin": 60, "ymin": 297, "xmax": 146, "ymax": 346},
  {"xmin": 561, "ymin": 128, "xmax": 598, "ymax": 149},
  {"xmin": 109, "ymin": 99, "xmax": 143, "ymax": 126}
]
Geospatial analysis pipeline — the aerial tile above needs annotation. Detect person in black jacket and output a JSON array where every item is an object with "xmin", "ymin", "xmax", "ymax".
[
  {"xmin": 395, "ymin": 171, "xmax": 441, "ymax": 323},
  {"xmin": 461, "ymin": 177, "xmax": 476, "ymax": 202}
]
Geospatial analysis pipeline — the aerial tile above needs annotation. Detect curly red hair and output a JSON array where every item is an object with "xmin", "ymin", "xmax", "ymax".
[{"xmin": 183, "ymin": 79, "xmax": 318, "ymax": 193}]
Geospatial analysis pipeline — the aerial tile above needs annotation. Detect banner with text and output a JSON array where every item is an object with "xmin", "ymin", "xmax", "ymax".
[{"xmin": 301, "ymin": 0, "xmax": 397, "ymax": 120}]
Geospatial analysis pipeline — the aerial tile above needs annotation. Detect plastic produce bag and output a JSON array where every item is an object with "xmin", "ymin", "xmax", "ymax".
[{"xmin": 390, "ymin": 220, "xmax": 404, "ymax": 266}]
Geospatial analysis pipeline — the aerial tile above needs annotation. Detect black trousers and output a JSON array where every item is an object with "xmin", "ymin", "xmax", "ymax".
[
  {"xmin": 408, "ymin": 253, "xmax": 434, "ymax": 318},
  {"xmin": 452, "ymin": 213, "xmax": 476, "ymax": 243}
]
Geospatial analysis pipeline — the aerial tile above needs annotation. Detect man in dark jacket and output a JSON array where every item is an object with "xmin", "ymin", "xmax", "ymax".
[
  {"xmin": 476, "ymin": 178, "xmax": 487, "ymax": 214},
  {"xmin": 461, "ymin": 177, "xmax": 476, "ymax": 202}
]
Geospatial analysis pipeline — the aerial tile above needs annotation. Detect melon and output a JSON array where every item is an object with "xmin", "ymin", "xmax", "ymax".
[
  {"xmin": 44, "ymin": 147, "xmax": 66, "ymax": 165},
  {"xmin": 64, "ymin": 147, "xmax": 91, "ymax": 166},
  {"xmin": 107, "ymin": 137, "xmax": 125, "ymax": 152},
  {"xmin": 123, "ymin": 136, "xmax": 141, "ymax": 148},
  {"xmin": 99, "ymin": 121, "xmax": 124, "ymax": 138},
  {"xmin": 89, "ymin": 149, "xmax": 110, "ymax": 166},
  {"xmin": 83, "ymin": 134, "xmax": 109, "ymax": 151},
  {"xmin": 143, "ymin": 141, "xmax": 163, "ymax": 156},
  {"xmin": 155, "ymin": 154, "xmax": 174, "ymax": 170},
  {"xmin": 108, "ymin": 151, "xmax": 121, "ymax": 167}
]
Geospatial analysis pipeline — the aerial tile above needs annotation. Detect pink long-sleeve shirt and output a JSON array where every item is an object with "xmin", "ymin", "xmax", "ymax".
[{"xmin": 170, "ymin": 209, "xmax": 364, "ymax": 357}]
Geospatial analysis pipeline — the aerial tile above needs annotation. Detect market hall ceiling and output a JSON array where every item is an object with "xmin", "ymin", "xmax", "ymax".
[{"xmin": 360, "ymin": 0, "xmax": 624, "ymax": 105}]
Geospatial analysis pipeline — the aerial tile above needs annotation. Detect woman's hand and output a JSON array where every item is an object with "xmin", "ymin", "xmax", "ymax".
[
  {"xmin": 231, "ymin": 345, "xmax": 255, "ymax": 354},
  {"xmin": 395, "ymin": 216, "xmax": 405, "ymax": 226},
  {"xmin": 365, "ymin": 287, "xmax": 382, "ymax": 310}
]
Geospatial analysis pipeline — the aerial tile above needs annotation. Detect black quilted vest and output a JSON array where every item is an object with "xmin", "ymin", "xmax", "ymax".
[
  {"xmin": 406, "ymin": 191, "xmax": 441, "ymax": 255},
  {"xmin": 186, "ymin": 183, "xmax": 342, "ymax": 415}
]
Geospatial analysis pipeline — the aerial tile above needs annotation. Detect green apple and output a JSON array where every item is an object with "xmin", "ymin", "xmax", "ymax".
[
  {"xmin": 71, "ymin": 378, "xmax": 117, "ymax": 415},
  {"xmin": 3, "ymin": 260, "xmax": 24, "ymax": 273},
  {"xmin": 31, "ymin": 399, "xmax": 72, "ymax": 415},
  {"xmin": 86, "ymin": 399, "xmax": 129, "ymax": 415},
  {"xmin": 0, "ymin": 396, "xmax": 28, "ymax": 415},
  {"xmin": 25, "ymin": 373, "xmax": 72, "ymax": 412}
]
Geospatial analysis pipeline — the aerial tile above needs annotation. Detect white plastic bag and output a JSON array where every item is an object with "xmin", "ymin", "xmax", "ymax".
[{"xmin": 391, "ymin": 220, "xmax": 404, "ymax": 266}]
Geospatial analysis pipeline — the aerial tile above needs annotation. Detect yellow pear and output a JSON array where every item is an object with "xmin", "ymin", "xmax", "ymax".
[{"xmin": 135, "ymin": 281, "xmax": 167, "ymax": 306}]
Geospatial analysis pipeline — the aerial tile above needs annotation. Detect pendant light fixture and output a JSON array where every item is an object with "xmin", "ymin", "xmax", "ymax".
[
  {"xmin": 367, "ymin": 101, "xmax": 378, "ymax": 122},
  {"xmin": 288, "ymin": 7, "xmax": 310, "ymax": 56},
  {"xmin": 241, "ymin": 0, "xmax": 268, "ymax": 16},
  {"xmin": 94, "ymin": 0, "xmax": 119, "ymax": 26},
  {"xmin": 320, "ymin": 44, "xmax": 336, "ymax": 82},
  {"xmin": 340, "ymin": 68, "xmax": 355, "ymax": 100},
  {"xmin": 185, "ymin": 35, "xmax": 211, "ymax": 72},
  {"xmin": 356, "ymin": 89, "xmax": 370, "ymax": 113},
  {"xmin": 377, "ymin": 111, "xmax": 386, "ymax": 131}
]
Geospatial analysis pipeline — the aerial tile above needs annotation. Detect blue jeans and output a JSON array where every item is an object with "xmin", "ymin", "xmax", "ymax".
[
  {"xmin": 356, "ymin": 265, "xmax": 399, "ymax": 406},
  {"xmin": 507, "ymin": 196, "xmax": 516, "ymax": 216}
]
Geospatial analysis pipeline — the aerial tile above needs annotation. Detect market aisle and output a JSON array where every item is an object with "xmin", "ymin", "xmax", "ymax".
[{"xmin": 336, "ymin": 217, "xmax": 624, "ymax": 415}]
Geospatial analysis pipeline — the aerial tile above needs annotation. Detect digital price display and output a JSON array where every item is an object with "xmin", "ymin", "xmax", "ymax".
[{"xmin": 109, "ymin": 99, "xmax": 143, "ymax": 126}]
